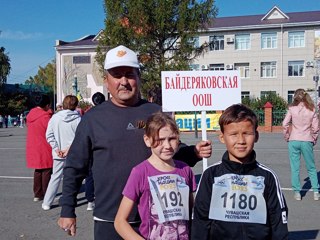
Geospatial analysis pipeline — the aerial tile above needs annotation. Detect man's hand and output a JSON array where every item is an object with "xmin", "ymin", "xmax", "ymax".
[
  {"xmin": 61, "ymin": 147, "xmax": 70, "ymax": 158},
  {"xmin": 58, "ymin": 217, "xmax": 77, "ymax": 236},
  {"xmin": 195, "ymin": 140, "xmax": 212, "ymax": 159},
  {"xmin": 55, "ymin": 149, "xmax": 64, "ymax": 158}
]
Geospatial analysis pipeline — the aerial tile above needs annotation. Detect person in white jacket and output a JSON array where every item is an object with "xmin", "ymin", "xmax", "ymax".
[{"xmin": 42, "ymin": 95, "xmax": 81, "ymax": 210}]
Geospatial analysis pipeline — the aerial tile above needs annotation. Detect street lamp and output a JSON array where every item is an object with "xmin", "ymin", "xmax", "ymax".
[
  {"xmin": 313, "ymin": 75, "xmax": 319, "ymax": 110},
  {"xmin": 306, "ymin": 61, "xmax": 318, "ymax": 107},
  {"xmin": 72, "ymin": 74, "xmax": 78, "ymax": 96}
]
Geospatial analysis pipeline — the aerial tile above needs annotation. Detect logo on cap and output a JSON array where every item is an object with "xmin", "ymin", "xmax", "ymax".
[{"xmin": 117, "ymin": 50, "xmax": 127, "ymax": 57}]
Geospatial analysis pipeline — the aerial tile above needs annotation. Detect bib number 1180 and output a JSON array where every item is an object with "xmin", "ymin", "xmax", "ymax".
[{"xmin": 221, "ymin": 192, "xmax": 257, "ymax": 210}]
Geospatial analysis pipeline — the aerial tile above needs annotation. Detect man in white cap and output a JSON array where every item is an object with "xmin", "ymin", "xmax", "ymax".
[{"xmin": 58, "ymin": 45, "xmax": 212, "ymax": 239}]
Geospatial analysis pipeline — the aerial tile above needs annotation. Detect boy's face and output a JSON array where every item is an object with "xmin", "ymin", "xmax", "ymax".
[{"xmin": 219, "ymin": 120, "xmax": 258, "ymax": 164}]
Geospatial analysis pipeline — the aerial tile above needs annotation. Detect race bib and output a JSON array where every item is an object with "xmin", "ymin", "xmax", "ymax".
[
  {"xmin": 148, "ymin": 174, "xmax": 190, "ymax": 223},
  {"xmin": 209, "ymin": 174, "xmax": 267, "ymax": 224}
]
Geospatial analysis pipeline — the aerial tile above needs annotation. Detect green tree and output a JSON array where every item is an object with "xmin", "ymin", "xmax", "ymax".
[
  {"xmin": 0, "ymin": 56, "xmax": 55, "ymax": 115},
  {"xmin": 0, "ymin": 91, "xmax": 28, "ymax": 116},
  {"xmin": 23, "ymin": 60, "xmax": 56, "ymax": 111},
  {"xmin": 25, "ymin": 60, "xmax": 56, "ymax": 93},
  {"xmin": 97, "ymin": 0, "xmax": 217, "ymax": 100},
  {"xmin": 6, "ymin": 93, "xmax": 28, "ymax": 115},
  {"xmin": 0, "ymin": 47, "xmax": 11, "ymax": 85}
]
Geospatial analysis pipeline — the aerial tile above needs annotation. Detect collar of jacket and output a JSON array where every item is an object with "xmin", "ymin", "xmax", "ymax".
[{"xmin": 222, "ymin": 150, "xmax": 257, "ymax": 174}]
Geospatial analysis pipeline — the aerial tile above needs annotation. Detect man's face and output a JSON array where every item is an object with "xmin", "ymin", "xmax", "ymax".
[
  {"xmin": 105, "ymin": 66, "xmax": 140, "ymax": 107},
  {"xmin": 219, "ymin": 120, "xmax": 258, "ymax": 164}
]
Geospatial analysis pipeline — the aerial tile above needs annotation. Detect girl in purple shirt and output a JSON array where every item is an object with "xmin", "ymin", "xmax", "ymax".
[{"xmin": 115, "ymin": 112, "xmax": 197, "ymax": 239}]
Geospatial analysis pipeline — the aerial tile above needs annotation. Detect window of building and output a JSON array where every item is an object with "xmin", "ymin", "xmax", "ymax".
[
  {"xmin": 73, "ymin": 56, "xmax": 91, "ymax": 64},
  {"xmin": 209, "ymin": 35, "xmax": 224, "ymax": 51},
  {"xmin": 288, "ymin": 90, "xmax": 295, "ymax": 103},
  {"xmin": 261, "ymin": 32, "xmax": 277, "ymax": 49},
  {"xmin": 189, "ymin": 64, "xmax": 200, "ymax": 71},
  {"xmin": 241, "ymin": 91, "xmax": 250, "ymax": 99},
  {"xmin": 288, "ymin": 31, "xmax": 305, "ymax": 48},
  {"xmin": 260, "ymin": 91, "xmax": 276, "ymax": 98},
  {"xmin": 209, "ymin": 64, "xmax": 224, "ymax": 71},
  {"xmin": 188, "ymin": 37, "xmax": 199, "ymax": 48},
  {"xmin": 235, "ymin": 63, "xmax": 250, "ymax": 78},
  {"xmin": 235, "ymin": 34, "xmax": 250, "ymax": 50},
  {"xmin": 261, "ymin": 62, "xmax": 276, "ymax": 78},
  {"xmin": 288, "ymin": 61, "xmax": 304, "ymax": 76}
]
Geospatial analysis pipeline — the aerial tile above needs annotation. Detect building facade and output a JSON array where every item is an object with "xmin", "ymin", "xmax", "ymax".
[
  {"xmin": 55, "ymin": 32, "xmax": 105, "ymax": 104},
  {"xmin": 192, "ymin": 6, "xmax": 320, "ymax": 103},
  {"xmin": 55, "ymin": 6, "xmax": 320, "ymax": 104}
]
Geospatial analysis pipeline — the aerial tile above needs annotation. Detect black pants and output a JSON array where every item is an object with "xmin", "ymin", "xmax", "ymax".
[{"xmin": 94, "ymin": 221, "xmax": 140, "ymax": 240}]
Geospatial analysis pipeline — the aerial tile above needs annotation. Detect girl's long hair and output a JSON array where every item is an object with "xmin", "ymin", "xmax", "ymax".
[{"xmin": 290, "ymin": 88, "xmax": 315, "ymax": 111}]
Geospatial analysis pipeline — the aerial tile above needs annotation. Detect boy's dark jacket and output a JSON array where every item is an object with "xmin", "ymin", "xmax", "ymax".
[{"xmin": 192, "ymin": 151, "xmax": 288, "ymax": 240}]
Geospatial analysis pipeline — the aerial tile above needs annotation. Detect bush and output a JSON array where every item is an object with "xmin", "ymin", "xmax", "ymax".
[
  {"xmin": 78, "ymin": 100, "xmax": 92, "ymax": 112},
  {"xmin": 242, "ymin": 91, "xmax": 288, "ymax": 111}
]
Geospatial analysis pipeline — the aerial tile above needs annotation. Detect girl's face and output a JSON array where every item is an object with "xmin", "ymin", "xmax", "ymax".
[{"xmin": 144, "ymin": 125, "xmax": 179, "ymax": 162}]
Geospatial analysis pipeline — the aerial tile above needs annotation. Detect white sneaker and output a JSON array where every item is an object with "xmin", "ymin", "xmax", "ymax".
[
  {"xmin": 33, "ymin": 197, "xmax": 42, "ymax": 202},
  {"xmin": 294, "ymin": 192, "xmax": 301, "ymax": 201},
  {"xmin": 314, "ymin": 192, "xmax": 320, "ymax": 201},
  {"xmin": 87, "ymin": 201, "xmax": 95, "ymax": 211},
  {"xmin": 42, "ymin": 204, "xmax": 50, "ymax": 211}
]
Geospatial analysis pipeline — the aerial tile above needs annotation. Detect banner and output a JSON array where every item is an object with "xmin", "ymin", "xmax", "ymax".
[
  {"xmin": 175, "ymin": 113, "xmax": 222, "ymax": 132},
  {"xmin": 161, "ymin": 70, "xmax": 241, "ymax": 112}
]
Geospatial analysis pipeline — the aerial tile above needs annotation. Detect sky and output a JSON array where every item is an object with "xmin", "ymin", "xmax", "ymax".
[{"xmin": 1, "ymin": 0, "xmax": 320, "ymax": 84}]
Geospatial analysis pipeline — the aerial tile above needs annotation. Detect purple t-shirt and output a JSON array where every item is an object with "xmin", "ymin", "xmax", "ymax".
[{"xmin": 123, "ymin": 160, "xmax": 197, "ymax": 240}]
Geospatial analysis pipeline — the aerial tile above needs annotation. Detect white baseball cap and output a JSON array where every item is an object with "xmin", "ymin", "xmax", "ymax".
[{"xmin": 104, "ymin": 45, "xmax": 140, "ymax": 70}]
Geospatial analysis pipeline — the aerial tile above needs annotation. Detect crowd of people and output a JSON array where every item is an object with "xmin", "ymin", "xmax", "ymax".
[
  {"xmin": 21, "ymin": 45, "xmax": 320, "ymax": 240},
  {"xmin": 0, "ymin": 113, "xmax": 26, "ymax": 128}
]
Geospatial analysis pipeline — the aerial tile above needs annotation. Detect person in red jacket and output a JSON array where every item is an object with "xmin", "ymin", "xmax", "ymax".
[{"xmin": 26, "ymin": 94, "xmax": 53, "ymax": 202}]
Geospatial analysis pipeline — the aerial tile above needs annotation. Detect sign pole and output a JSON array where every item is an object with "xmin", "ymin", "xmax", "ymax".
[
  {"xmin": 161, "ymin": 70, "xmax": 241, "ymax": 172},
  {"xmin": 201, "ymin": 110, "xmax": 208, "ymax": 171}
]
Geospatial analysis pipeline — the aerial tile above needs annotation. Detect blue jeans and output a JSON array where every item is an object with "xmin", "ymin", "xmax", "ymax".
[{"xmin": 288, "ymin": 141, "xmax": 319, "ymax": 192}]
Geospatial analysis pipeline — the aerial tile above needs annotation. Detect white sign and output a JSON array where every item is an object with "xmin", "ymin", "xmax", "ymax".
[{"xmin": 161, "ymin": 70, "xmax": 241, "ymax": 112}]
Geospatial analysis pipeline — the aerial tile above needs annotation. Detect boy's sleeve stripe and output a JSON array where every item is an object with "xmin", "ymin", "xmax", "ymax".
[{"xmin": 258, "ymin": 163, "xmax": 286, "ymax": 209}]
